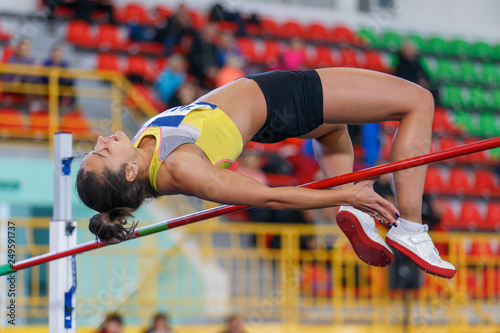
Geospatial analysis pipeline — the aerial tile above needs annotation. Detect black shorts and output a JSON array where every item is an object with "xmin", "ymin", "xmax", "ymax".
[{"xmin": 245, "ymin": 70, "xmax": 324, "ymax": 143}]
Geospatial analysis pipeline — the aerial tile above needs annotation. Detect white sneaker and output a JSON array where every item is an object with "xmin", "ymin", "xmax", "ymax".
[
  {"xmin": 336, "ymin": 206, "xmax": 394, "ymax": 267},
  {"xmin": 386, "ymin": 222, "xmax": 456, "ymax": 278}
]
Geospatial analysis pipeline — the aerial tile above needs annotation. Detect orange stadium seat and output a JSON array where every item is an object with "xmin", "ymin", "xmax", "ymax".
[
  {"xmin": 96, "ymin": 53, "xmax": 121, "ymax": 71},
  {"xmin": 448, "ymin": 167, "xmax": 472, "ymax": 195},
  {"xmin": 0, "ymin": 108, "xmax": 25, "ymax": 135},
  {"xmin": 458, "ymin": 200, "xmax": 483, "ymax": 231},
  {"xmin": 306, "ymin": 22, "xmax": 328, "ymax": 42},
  {"xmin": 60, "ymin": 111, "xmax": 92, "ymax": 137},
  {"xmin": 66, "ymin": 21, "xmax": 94, "ymax": 48},
  {"xmin": 96, "ymin": 24, "xmax": 126, "ymax": 51},
  {"xmin": 29, "ymin": 111, "xmax": 50, "ymax": 135}
]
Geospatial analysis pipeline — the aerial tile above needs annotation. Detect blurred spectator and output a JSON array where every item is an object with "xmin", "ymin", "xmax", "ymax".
[
  {"xmin": 395, "ymin": 42, "xmax": 429, "ymax": 89},
  {"xmin": 217, "ymin": 32, "xmax": 242, "ymax": 66},
  {"xmin": 144, "ymin": 313, "xmax": 174, "ymax": 333},
  {"xmin": 188, "ymin": 23, "xmax": 221, "ymax": 89},
  {"xmin": 98, "ymin": 313, "xmax": 123, "ymax": 333},
  {"xmin": 216, "ymin": 54, "xmax": 245, "ymax": 87},
  {"xmin": 156, "ymin": 4, "xmax": 193, "ymax": 56},
  {"xmin": 76, "ymin": 0, "xmax": 115, "ymax": 24},
  {"xmin": 168, "ymin": 82, "xmax": 202, "ymax": 108},
  {"xmin": 281, "ymin": 37, "xmax": 306, "ymax": 71},
  {"xmin": 156, "ymin": 54, "xmax": 188, "ymax": 104},
  {"xmin": 209, "ymin": 3, "xmax": 247, "ymax": 36},
  {"xmin": 220, "ymin": 314, "xmax": 245, "ymax": 333},
  {"xmin": 234, "ymin": 150, "xmax": 268, "ymax": 186},
  {"xmin": 42, "ymin": 45, "xmax": 75, "ymax": 110}
]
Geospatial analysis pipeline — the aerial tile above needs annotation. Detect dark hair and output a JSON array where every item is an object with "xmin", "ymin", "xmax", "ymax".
[{"xmin": 76, "ymin": 164, "xmax": 148, "ymax": 244}]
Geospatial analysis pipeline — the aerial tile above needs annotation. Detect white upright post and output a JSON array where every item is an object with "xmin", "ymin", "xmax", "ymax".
[{"xmin": 49, "ymin": 133, "xmax": 77, "ymax": 333}]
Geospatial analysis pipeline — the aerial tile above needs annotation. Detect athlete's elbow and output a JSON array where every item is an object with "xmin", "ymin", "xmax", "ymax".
[{"xmin": 262, "ymin": 188, "xmax": 290, "ymax": 210}]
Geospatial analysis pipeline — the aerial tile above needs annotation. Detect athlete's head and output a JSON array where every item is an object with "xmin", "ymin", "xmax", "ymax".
[{"xmin": 76, "ymin": 131, "xmax": 148, "ymax": 244}]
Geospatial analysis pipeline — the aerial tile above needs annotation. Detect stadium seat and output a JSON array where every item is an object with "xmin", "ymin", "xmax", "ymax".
[
  {"xmin": 187, "ymin": 10, "xmax": 206, "ymax": 30},
  {"xmin": 426, "ymin": 36, "xmax": 449, "ymax": 55},
  {"xmin": 357, "ymin": 27, "xmax": 378, "ymax": 47},
  {"xmin": 260, "ymin": 18, "xmax": 279, "ymax": 38},
  {"xmin": 29, "ymin": 111, "xmax": 50, "ymax": 135},
  {"xmin": 0, "ymin": 21, "xmax": 12, "ymax": 42},
  {"xmin": 380, "ymin": 31, "xmax": 402, "ymax": 51},
  {"xmin": 0, "ymin": 108, "xmax": 25, "ymax": 136},
  {"xmin": 60, "ymin": 111, "xmax": 93, "ymax": 137},
  {"xmin": 448, "ymin": 167, "xmax": 472, "ymax": 195},
  {"xmin": 260, "ymin": 40, "xmax": 281, "ymax": 66},
  {"xmin": 96, "ymin": 53, "xmax": 121, "ymax": 72},
  {"xmin": 439, "ymin": 137, "xmax": 460, "ymax": 151},
  {"xmin": 480, "ymin": 63, "xmax": 500, "ymax": 86},
  {"xmin": 466, "ymin": 87, "xmax": 490, "ymax": 110},
  {"xmin": 453, "ymin": 110, "xmax": 478, "ymax": 136},
  {"xmin": 448, "ymin": 38, "xmax": 472, "ymax": 58},
  {"xmin": 424, "ymin": 167, "xmax": 446, "ymax": 194},
  {"xmin": 432, "ymin": 107, "xmax": 457, "ymax": 133},
  {"xmin": 492, "ymin": 43, "xmax": 500, "ymax": 61},
  {"xmin": 1, "ymin": 46, "xmax": 15, "ymax": 63},
  {"xmin": 116, "ymin": 3, "xmax": 156, "ymax": 25},
  {"xmin": 492, "ymin": 90, "xmax": 500, "ymax": 110},
  {"xmin": 155, "ymin": 57, "xmax": 168, "ymax": 72},
  {"xmin": 474, "ymin": 169, "xmax": 498, "ymax": 198},
  {"xmin": 458, "ymin": 200, "xmax": 484, "ymax": 231},
  {"xmin": 308, "ymin": 45, "xmax": 335, "ymax": 68},
  {"xmin": 435, "ymin": 58, "xmax": 456, "ymax": 82},
  {"xmin": 471, "ymin": 41, "xmax": 493, "ymax": 60},
  {"xmin": 96, "ymin": 24, "xmax": 127, "ymax": 51},
  {"xmin": 278, "ymin": 20, "xmax": 305, "ymax": 39},
  {"xmin": 66, "ymin": 21, "xmax": 94, "ymax": 48},
  {"xmin": 126, "ymin": 56, "xmax": 153, "ymax": 81},
  {"xmin": 155, "ymin": 6, "xmax": 172, "ymax": 19},
  {"xmin": 407, "ymin": 33, "xmax": 426, "ymax": 52},
  {"xmin": 457, "ymin": 61, "xmax": 479, "ymax": 84},
  {"xmin": 462, "ymin": 138, "xmax": 489, "ymax": 165},
  {"xmin": 441, "ymin": 85, "xmax": 465, "ymax": 109},
  {"xmin": 216, "ymin": 21, "xmax": 238, "ymax": 33},
  {"xmin": 363, "ymin": 50, "xmax": 387, "ymax": 72},
  {"xmin": 331, "ymin": 25, "xmax": 357, "ymax": 45},
  {"xmin": 306, "ymin": 22, "xmax": 328, "ymax": 42},
  {"xmin": 338, "ymin": 48, "xmax": 360, "ymax": 68},
  {"xmin": 484, "ymin": 202, "xmax": 500, "ymax": 231},
  {"xmin": 478, "ymin": 112, "xmax": 500, "ymax": 137},
  {"xmin": 236, "ymin": 37, "xmax": 258, "ymax": 63},
  {"xmin": 438, "ymin": 200, "xmax": 458, "ymax": 230}
]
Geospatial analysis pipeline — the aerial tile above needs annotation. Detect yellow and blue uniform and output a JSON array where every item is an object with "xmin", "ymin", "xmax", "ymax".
[{"xmin": 132, "ymin": 102, "xmax": 243, "ymax": 194}]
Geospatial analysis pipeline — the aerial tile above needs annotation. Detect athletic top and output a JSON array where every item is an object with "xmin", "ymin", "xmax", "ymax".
[{"xmin": 132, "ymin": 102, "xmax": 244, "ymax": 194}]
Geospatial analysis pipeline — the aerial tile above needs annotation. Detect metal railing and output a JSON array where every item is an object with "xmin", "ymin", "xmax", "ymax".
[{"xmin": 1, "ymin": 216, "xmax": 499, "ymax": 332}]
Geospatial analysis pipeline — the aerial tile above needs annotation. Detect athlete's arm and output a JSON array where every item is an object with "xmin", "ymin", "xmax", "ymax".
[{"xmin": 159, "ymin": 149, "xmax": 399, "ymax": 224}]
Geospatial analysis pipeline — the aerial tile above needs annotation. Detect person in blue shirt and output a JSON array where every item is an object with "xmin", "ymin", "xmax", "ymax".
[{"xmin": 155, "ymin": 54, "xmax": 188, "ymax": 104}]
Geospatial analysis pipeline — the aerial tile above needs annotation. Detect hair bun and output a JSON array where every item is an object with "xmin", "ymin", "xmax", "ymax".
[{"xmin": 88, "ymin": 208, "xmax": 138, "ymax": 244}]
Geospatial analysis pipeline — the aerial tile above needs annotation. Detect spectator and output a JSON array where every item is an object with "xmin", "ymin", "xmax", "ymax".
[
  {"xmin": 168, "ymin": 82, "xmax": 202, "ymax": 108},
  {"xmin": 220, "ymin": 314, "xmax": 245, "ymax": 333},
  {"xmin": 281, "ymin": 37, "xmax": 306, "ymax": 71},
  {"xmin": 217, "ymin": 32, "xmax": 242, "ymax": 66},
  {"xmin": 209, "ymin": 3, "xmax": 247, "ymax": 36},
  {"xmin": 156, "ymin": 54, "xmax": 188, "ymax": 104},
  {"xmin": 155, "ymin": 4, "xmax": 193, "ymax": 56},
  {"xmin": 76, "ymin": 0, "xmax": 115, "ymax": 24},
  {"xmin": 42, "ymin": 45, "xmax": 75, "ymax": 109},
  {"xmin": 215, "ymin": 54, "xmax": 245, "ymax": 87},
  {"xmin": 234, "ymin": 150, "xmax": 268, "ymax": 186},
  {"xmin": 98, "ymin": 313, "xmax": 123, "ymax": 333},
  {"xmin": 188, "ymin": 23, "xmax": 221, "ymax": 89},
  {"xmin": 395, "ymin": 41, "xmax": 429, "ymax": 89},
  {"xmin": 144, "ymin": 313, "xmax": 174, "ymax": 333}
]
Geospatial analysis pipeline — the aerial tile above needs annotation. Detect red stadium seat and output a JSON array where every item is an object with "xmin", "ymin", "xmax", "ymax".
[
  {"xmin": 236, "ymin": 37, "xmax": 258, "ymax": 63},
  {"xmin": 66, "ymin": 21, "xmax": 94, "ymax": 48},
  {"xmin": 116, "ymin": 3, "xmax": 156, "ymax": 25},
  {"xmin": 308, "ymin": 45, "xmax": 335, "ymax": 68},
  {"xmin": 458, "ymin": 201, "xmax": 483, "ymax": 231},
  {"xmin": 330, "ymin": 25, "xmax": 357, "ymax": 44},
  {"xmin": 278, "ymin": 20, "xmax": 305, "ymax": 39},
  {"xmin": 462, "ymin": 138, "xmax": 490, "ymax": 165},
  {"xmin": 126, "ymin": 56, "xmax": 154, "ymax": 81},
  {"xmin": 260, "ymin": 40, "xmax": 281, "ymax": 65},
  {"xmin": 434, "ymin": 199, "xmax": 455, "ymax": 230},
  {"xmin": 474, "ymin": 169, "xmax": 498, "ymax": 198},
  {"xmin": 363, "ymin": 50, "xmax": 387, "ymax": 72},
  {"xmin": 483, "ymin": 202, "xmax": 500, "ymax": 231},
  {"xmin": 216, "ymin": 21, "xmax": 238, "ymax": 33},
  {"xmin": 424, "ymin": 167, "xmax": 446, "ymax": 194},
  {"xmin": 187, "ymin": 10, "xmax": 206, "ymax": 30},
  {"xmin": 1, "ymin": 46, "xmax": 15, "ymax": 63},
  {"xmin": 155, "ymin": 6, "xmax": 172, "ymax": 19},
  {"xmin": 339, "ymin": 48, "xmax": 360, "ymax": 68},
  {"xmin": 448, "ymin": 167, "xmax": 472, "ymax": 195},
  {"xmin": 260, "ymin": 18, "xmax": 279, "ymax": 37},
  {"xmin": 155, "ymin": 57, "xmax": 168, "ymax": 72},
  {"xmin": 96, "ymin": 24, "xmax": 126, "ymax": 51},
  {"xmin": 306, "ymin": 22, "xmax": 328, "ymax": 42},
  {"xmin": 0, "ymin": 21, "xmax": 12, "ymax": 42},
  {"xmin": 432, "ymin": 107, "xmax": 458, "ymax": 134},
  {"xmin": 0, "ymin": 108, "xmax": 25, "ymax": 136},
  {"xmin": 438, "ymin": 137, "xmax": 460, "ymax": 164},
  {"xmin": 96, "ymin": 53, "xmax": 121, "ymax": 72}
]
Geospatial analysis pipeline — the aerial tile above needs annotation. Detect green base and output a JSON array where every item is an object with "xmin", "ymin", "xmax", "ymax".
[{"xmin": 0, "ymin": 264, "xmax": 15, "ymax": 276}]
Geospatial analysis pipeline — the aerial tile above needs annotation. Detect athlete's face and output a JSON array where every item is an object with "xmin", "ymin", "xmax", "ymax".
[{"xmin": 81, "ymin": 131, "xmax": 136, "ymax": 174}]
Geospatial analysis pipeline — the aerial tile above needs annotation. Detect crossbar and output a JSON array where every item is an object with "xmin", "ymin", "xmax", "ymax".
[{"xmin": 1, "ymin": 136, "xmax": 499, "ymax": 277}]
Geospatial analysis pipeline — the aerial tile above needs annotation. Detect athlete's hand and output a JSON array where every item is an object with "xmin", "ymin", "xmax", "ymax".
[{"xmin": 348, "ymin": 179, "xmax": 400, "ymax": 228}]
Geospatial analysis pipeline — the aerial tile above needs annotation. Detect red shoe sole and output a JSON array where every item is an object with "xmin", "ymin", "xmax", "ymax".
[
  {"xmin": 386, "ymin": 237, "xmax": 456, "ymax": 278},
  {"xmin": 336, "ymin": 210, "xmax": 394, "ymax": 267}
]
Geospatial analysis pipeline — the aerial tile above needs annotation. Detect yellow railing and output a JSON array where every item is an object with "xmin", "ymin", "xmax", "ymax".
[
  {"xmin": 0, "ymin": 63, "xmax": 159, "ymax": 151},
  {"xmin": 1, "ymin": 216, "xmax": 499, "ymax": 333}
]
